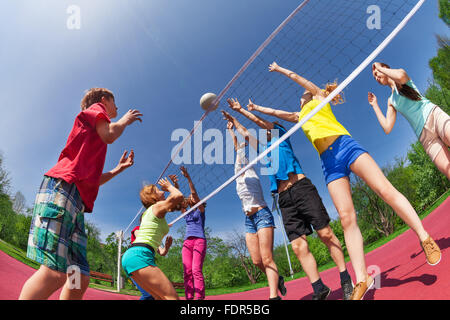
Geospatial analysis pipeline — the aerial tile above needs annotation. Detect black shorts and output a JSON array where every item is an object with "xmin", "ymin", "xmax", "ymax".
[{"xmin": 278, "ymin": 177, "xmax": 330, "ymax": 241}]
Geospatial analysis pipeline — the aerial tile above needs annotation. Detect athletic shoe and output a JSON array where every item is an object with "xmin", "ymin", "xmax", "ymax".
[
  {"xmin": 269, "ymin": 296, "xmax": 282, "ymax": 300},
  {"xmin": 421, "ymin": 236, "xmax": 441, "ymax": 266},
  {"xmin": 312, "ymin": 286, "xmax": 331, "ymax": 300},
  {"xmin": 350, "ymin": 276, "xmax": 374, "ymax": 300},
  {"xmin": 341, "ymin": 278, "xmax": 354, "ymax": 301},
  {"xmin": 278, "ymin": 276, "xmax": 287, "ymax": 296}
]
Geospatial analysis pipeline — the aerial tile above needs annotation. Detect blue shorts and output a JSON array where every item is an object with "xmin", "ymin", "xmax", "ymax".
[
  {"xmin": 122, "ymin": 246, "xmax": 156, "ymax": 277},
  {"xmin": 245, "ymin": 207, "xmax": 275, "ymax": 234},
  {"xmin": 320, "ymin": 135, "xmax": 368, "ymax": 185}
]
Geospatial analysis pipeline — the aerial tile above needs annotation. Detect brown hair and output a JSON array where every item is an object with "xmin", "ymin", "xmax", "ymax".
[
  {"xmin": 378, "ymin": 63, "xmax": 421, "ymax": 101},
  {"xmin": 80, "ymin": 88, "xmax": 115, "ymax": 110},
  {"xmin": 323, "ymin": 81, "xmax": 345, "ymax": 105},
  {"xmin": 139, "ymin": 184, "xmax": 161, "ymax": 209}
]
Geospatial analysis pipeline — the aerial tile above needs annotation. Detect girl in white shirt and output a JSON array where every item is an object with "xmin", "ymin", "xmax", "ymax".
[{"xmin": 226, "ymin": 120, "xmax": 286, "ymax": 300}]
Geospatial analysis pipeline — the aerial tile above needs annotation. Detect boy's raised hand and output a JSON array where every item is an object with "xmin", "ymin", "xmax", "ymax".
[
  {"xmin": 117, "ymin": 150, "xmax": 134, "ymax": 171},
  {"xmin": 121, "ymin": 109, "xmax": 143, "ymax": 126}
]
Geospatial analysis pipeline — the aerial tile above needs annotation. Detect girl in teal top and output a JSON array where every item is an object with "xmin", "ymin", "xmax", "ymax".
[
  {"xmin": 369, "ymin": 62, "xmax": 450, "ymax": 179},
  {"xmin": 121, "ymin": 177, "xmax": 184, "ymax": 300}
]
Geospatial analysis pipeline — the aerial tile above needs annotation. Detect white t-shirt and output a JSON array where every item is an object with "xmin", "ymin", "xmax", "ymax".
[{"xmin": 235, "ymin": 147, "xmax": 267, "ymax": 214}]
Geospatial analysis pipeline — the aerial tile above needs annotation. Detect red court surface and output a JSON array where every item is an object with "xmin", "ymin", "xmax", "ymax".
[{"xmin": 0, "ymin": 197, "xmax": 448, "ymax": 300}]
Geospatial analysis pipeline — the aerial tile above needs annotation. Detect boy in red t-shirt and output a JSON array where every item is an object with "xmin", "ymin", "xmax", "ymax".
[{"xmin": 19, "ymin": 88, "xmax": 143, "ymax": 300}]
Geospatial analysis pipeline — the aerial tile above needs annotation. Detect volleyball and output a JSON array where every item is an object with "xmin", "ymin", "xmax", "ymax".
[{"xmin": 200, "ymin": 92, "xmax": 218, "ymax": 111}]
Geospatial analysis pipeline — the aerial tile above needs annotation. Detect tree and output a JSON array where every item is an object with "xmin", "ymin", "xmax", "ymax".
[
  {"xmin": 438, "ymin": 0, "xmax": 450, "ymax": 26},
  {"xmin": 12, "ymin": 191, "xmax": 26, "ymax": 215},
  {"xmin": 0, "ymin": 153, "xmax": 11, "ymax": 195},
  {"xmin": 225, "ymin": 230, "xmax": 262, "ymax": 284}
]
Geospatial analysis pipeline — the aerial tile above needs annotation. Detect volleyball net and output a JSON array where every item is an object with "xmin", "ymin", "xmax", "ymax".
[{"xmin": 124, "ymin": 0, "xmax": 425, "ymax": 233}]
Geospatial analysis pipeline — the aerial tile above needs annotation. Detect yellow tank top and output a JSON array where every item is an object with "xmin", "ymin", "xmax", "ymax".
[
  {"xmin": 134, "ymin": 206, "xmax": 169, "ymax": 251},
  {"xmin": 298, "ymin": 99, "xmax": 350, "ymax": 153}
]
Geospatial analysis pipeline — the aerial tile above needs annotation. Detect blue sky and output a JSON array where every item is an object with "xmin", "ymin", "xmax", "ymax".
[{"xmin": 0, "ymin": 0, "xmax": 448, "ymax": 246}]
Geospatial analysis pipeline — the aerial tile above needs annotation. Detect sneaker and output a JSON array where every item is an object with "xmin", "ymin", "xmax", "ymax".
[
  {"xmin": 278, "ymin": 276, "xmax": 287, "ymax": 296},
  {"xmin": 421, "ymin": 236, "xmax": 441, "ymax": 266},
  {"xmin": 341, "ymin": 278, "xmax": 354, "ymax": 301},
  {"xmin": 269, "ymin": 296, "xmax": 282, "ymax": 300},
  {"xmin": 350, "ymin": 276, "xmax": 374, "ymax": 300},
  {"xmin": 312, "ymin": 286, "xmax": 331, "ymax": 300}
]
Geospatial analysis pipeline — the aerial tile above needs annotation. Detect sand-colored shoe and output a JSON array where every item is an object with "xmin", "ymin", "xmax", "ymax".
[
  {"xmin": 350, "ymin": 276, "xmax": 374, "ymax": 300},
  {"xmin": 421, "ymin": 236, "xmax": 441, "ymax": 266}
]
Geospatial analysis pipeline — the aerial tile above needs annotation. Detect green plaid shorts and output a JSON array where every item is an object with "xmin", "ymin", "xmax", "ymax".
[{"xmin": 27, "ymin": 176, "xmax": 89, "ymax": 276}]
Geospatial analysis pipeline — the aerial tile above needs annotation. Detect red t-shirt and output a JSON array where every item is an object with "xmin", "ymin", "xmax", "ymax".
[
  {"xmin": 131, "ymin": 226, "xmax": 140, "ymax": 243},
  {"xmin": 45, "ymin": 103, "xmax": 111, "ymax": 212}
]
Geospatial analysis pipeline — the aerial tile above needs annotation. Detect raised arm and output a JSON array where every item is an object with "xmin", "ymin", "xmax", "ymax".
[
  {"xmin": 372, "ymin": 62, "xmax": 410, "ymax": 85},
  {"xmin": 180, "ymin": 166, "xmax": 206, "ymax": 213},
  {"xmin": 99, "ymin": 150, "xmax": 135, "ymax": 185},
  {"xmin": 227, "ymin": 98, "xmax": 274, "ymax": 130},
  {"xmin": 222, "ymin": 110, "xmax": 259, "ymax": 151},
  {"xmin": 269, "ymin": 62, "xmax": 324, "ymax": 97},
  {"xmin": 96, "ymin": 109, "xmax": 143, "ymax": 144},
  {"xmin": 152, "ymin": 178, "xmax": 184, "ymax": 218},
  {"xmin": 368, "ymin": 92, "xmax": 397, "ymax": 134},
  {"xmin": 247, "ymin": 99, "xmax": 299, "ymax": 123},
  {"xmin": 226, "ymin": 121, "xmax": 239, "ymax": 152}
]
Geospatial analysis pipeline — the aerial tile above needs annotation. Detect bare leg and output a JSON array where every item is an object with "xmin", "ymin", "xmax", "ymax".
[
  {"xmin": 132, "ymin": 266, "xmax": 179, "ymax": 300},
  {"xmin": 316, "ymin": 225, "xmax": 347, "ymax": 273},
  {"xmin": 256, "ymin": 227, "xmax": 280, "ymax": 298},
  {"xmin": 327, "ymin": 177, "xmax": 368, "ymax": 284},
  {"xmin": 19, "ymin": 265, "xmax": 67, "ymax": 300},
  {"xmin": 350, "ymin": 153, "xmax": 429, "ymax": 241},
  {"xmin": 59, "ymin": 273, "xmax": 90, "ymax": 300},
  {"xmin": 432, "ymin": 145, "xmax": 450, "ymax": 180},
  {"xmin": 246, "ymin": 232, "xmax": 265, "ymax": 272},
  {"xmin": 290, "ymin": 235, "xmax": 320, "ymax": 284}
]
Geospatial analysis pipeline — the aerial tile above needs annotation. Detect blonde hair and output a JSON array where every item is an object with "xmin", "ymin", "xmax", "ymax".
[
  {"xmin": 80, "ymin": 88, "xmax": 115, "ymax": 110},
  {"xmin": 323, "ymin": 81, "xmax": 345, "ymax": 105}
]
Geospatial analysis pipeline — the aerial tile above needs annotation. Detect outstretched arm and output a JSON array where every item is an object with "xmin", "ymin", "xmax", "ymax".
[
  {"xmin": 152, "ymin": 178, "xmax": 184, "ymax": 218},
  {"xmin": 100, "ymin": 150, "xmax": 135, "ymax": 185},
  {"xmin": 222, "ymin": 110, "xmax": 259, "ymax": 151},
  {"xmin": 247, "ymin": 99, "xmax": 299, "ymax": 123},
  {"xmin": 180, "ymin": 166, "xmax": 206, "ymax": 213},
  {"xmin": 368, "ymin": 92, "xmax": 397, "ymax": 134},
  {"xmin": 373, "ymin": 63, "xmax": 410, "ymax": 85},
  {"xmin": 227, "ymin": 98, "xmax": 274, "ymax": 130},
  {"xmin": 269, "ymin": 62, "xmax": 324, "ymax": 97},
  {"xmin": 226, "ymin": 121, "xmax": 239, "ymax": 152},
  {"xmin": 96, "ymin": 109, "xmax": 143, "ymax": 144}
]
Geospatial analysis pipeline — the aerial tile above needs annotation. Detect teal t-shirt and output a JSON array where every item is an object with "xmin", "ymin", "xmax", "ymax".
[{"xmin": 389, "ymin": 79, "xmax": 435, "ymax": 138}]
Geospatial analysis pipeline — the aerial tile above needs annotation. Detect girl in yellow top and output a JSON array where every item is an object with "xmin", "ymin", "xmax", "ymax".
[
  {"xmin": 244, "ymin": 61, "xmax": 440, "ymax": 300},
  {"xmin": 121, "ymin": 177, "xmax": 184, "ymax": 300}
]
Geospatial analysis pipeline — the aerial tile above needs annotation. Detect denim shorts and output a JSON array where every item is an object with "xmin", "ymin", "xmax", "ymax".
[
  {"xmin": 245, "ymin": 207, "xmax": 275, "ymax": 234},
  {"xmin": 320, "ymin": 135, "xmax": 368, "ymax": 185}
]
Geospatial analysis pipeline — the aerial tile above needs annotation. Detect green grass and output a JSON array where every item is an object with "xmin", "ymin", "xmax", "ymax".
[{"xmin": 1, "ymin": 190, "xmax": 448, "ymax": 297}]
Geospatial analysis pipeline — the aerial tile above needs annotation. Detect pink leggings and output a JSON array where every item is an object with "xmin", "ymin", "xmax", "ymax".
[{"xmin": 182, "ymin": 237, "xmax": 207, "ymax": 300}]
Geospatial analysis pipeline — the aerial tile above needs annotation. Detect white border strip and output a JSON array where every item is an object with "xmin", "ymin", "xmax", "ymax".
[{"xmin": 169, "ymin": 0, "xmax": 426, "ymax": 226}]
